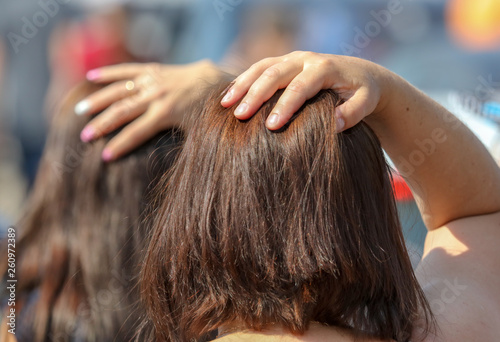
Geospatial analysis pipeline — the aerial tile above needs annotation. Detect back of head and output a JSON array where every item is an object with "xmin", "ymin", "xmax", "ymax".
[
  {"xmin": 2, "ymin": 82, "xmax": 182, "ymax": 341},
  {"xmin": 141, "ymin": 80, "xmax": 432, "ymax": 341}
]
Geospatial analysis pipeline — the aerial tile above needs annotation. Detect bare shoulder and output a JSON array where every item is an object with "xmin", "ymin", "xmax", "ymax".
[{"xmin": 415, "ymin": 211, "xmax": 500, "ymax": 342}]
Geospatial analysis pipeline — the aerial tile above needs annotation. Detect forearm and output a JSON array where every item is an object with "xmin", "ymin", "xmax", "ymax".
[{"xmin": 366, "ymin": 69, "xmax": 500, "ymax": 230}]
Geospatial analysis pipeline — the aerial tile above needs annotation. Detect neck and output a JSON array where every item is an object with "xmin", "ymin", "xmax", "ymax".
[
  {"xmin": 216, "ymin": 322, "xmax": 371, "ymax": 342},
  {"xmin": 216, "ymin": 323, "xmax": 397, "ymax": 342}
]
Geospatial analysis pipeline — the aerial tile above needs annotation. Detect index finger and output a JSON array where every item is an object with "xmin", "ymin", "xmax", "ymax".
[
  {"xmin": 101, "ymin": 104, "xmax": 166, "ymax": 161},
  {"xmin": 87, "ymin": 63, "xmax": 147, "ymax": 83},
  {"xmin": 74, "ymin": 80, "xmax": 137, "ymax": 116},
  {"xmin": 266, "ymin": 71, "xmax": 326, "ymax": 130}
]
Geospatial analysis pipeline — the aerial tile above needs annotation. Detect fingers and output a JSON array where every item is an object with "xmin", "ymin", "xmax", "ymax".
[
  {"xmin": 74, "ymin": 80, "xmax": 138, "ymax": 116},
  {"xmin": 335, "ymin": 86, "xmax": 377, "ymax": 131},
  {"xmin": 265, "ymin": 70, "xmax": 327, "ymax": 130},
  {"xmin": 230, "ymin": 62, "xmax": 303, "ymax": 121},
  {"xmin": 101, "ymin": 103, "xmax": 168, "ymax": 162},
  {"xmin": 80, "ymin": 94, "xmax": 151, "ymax": 142},
  {"xmin": 86, "ymin": 63, "xmax": 146, "ymax": 83},
  {"xmin": 220, "ymin": 57, "xmax": 280, "ymax": 109}
]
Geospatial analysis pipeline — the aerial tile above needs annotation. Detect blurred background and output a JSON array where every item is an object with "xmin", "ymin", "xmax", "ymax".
[{"xmin": 1, "ymin": 0, "xmax": 500, "ymax": 266}]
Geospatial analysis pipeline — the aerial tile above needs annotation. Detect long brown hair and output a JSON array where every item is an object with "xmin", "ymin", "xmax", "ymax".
[
  {"xmin": 140, "ymin": 81, "xmax": 433, "ymax": 342},
  {"xmin": 0, "ymin": 82, "xmax": 182, "ymax": 341}
]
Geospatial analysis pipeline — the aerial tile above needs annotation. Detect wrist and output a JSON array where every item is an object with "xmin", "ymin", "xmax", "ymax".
[{"xmin": 372, "ymin": 65, "xmax": 398, "ymax": 117}]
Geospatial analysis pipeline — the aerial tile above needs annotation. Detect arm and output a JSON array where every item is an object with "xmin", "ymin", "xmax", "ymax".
[
  {"xmin": 368, "ymin": 72, "xmax": 500, "ymax": 340},
  {"xmin": 221, "ymin": 51, "xmax": 500, "ymax": 230},
  {"xmin": 366, "ymin": 70, "xmax": 500, "ymax": 229}
]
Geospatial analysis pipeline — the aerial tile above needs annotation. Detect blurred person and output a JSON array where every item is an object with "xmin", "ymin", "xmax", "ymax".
[
  {"xmin": 0, "ymin": 81, "xmax": 182, "ymax": 342},
  {"xmin": 45, "ymin": 5, "xmax": 136, "ymax": 115},
  {"xmin": 137, "ymin": 80, "xmax": 433, "ymax": 342},
  {"xmin": 0, "ymin": 125, "xmax": 27, "ymax": 234},
  {"xmin": 223, "ymin": 5, "xmax": 300, "ymax": 68}
]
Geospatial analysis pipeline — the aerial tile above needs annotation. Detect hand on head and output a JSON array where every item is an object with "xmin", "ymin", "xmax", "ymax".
[
  {"xmin": 78, "ymin": 52, "xmax": 390, "ymax": 162},
  {"xmin": 220, "ymin": 51, "xmax": 386, "ymax": 132},
  {"xmin": 75, "ymin": 60, "xmax": 220, "ymax": 161}
]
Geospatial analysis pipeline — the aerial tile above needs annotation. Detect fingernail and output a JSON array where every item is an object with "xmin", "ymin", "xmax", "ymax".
[
  {"xmin": 74, "ymin": 100, "xmax": 90, "ymax": 116},
  {"xmin": 80, "ymin": 126, "xmax": 95, "ymax": 142},
  {"xmin": 335, "ymin": 117, "xmax": 345, "ymax": 132},
  {"xmin": 102, "ymin": 148, "xmax": 113, "ymax": 162},
  {"xmin": 267, "ymin": 113, "xmax": 279, "ymax": 128},
  {"xmin": 234, "ymin": 102, "xmax": 248, "ymax": 117},
  {"xmin": 222, "ymin": 88, "xmax": 233, "ymax": 103},
  {"xmin": 86, "ymin": 69, "xmax": 101, "ymax": 81}
]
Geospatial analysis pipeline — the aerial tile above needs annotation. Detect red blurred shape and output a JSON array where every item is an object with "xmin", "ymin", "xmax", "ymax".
[{"xmin": 391, "ymin": 172, "xmax": 413, "ymax": 202}]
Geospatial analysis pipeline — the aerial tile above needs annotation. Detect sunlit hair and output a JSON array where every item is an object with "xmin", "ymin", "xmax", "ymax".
[
  {"xmin": 140, "ymin": 80, "xmax": 433, "ymax": 342},
  {"xmin": 0, "ymin": 82, "xmax": 182, "ymax": 341}
]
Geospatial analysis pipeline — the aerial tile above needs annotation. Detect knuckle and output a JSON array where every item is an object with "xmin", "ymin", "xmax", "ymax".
[
  {"xmin": 262, "ymin": 66, "xmax": 281, "ymax": 80},
  {"xmin": 245, "ymin": 62, "xmax": 262, "ymax": 76},
  {"xmin": 144, "ymin": 63, "xmax": 162, "ymax": 82},
  {"xmin": 146, "ymin": 62, "xmax": 161, "ymax": 74},
  {"xmin": 284, "ymin": 50, "xmax": 301, "ymax": 61},
  {"xmin": 287, "ymin": 79, "xmax": 307, "ymax": 96},
  {"xmin": 246, "ymin": 85, "xmax": 263, "ymax": 99},
  {"xmin": 299, "ymin": 50, "xmax": 314, "ymax": 59},
  {"xmin": 123, "ymin": 95, "xmax": 140, "ymax": 108},
  {"xmin": 315, "ymin": 57, "xmax": 334, "ymax": 69},
  {"xmin": 96, "ymin": 117, "xmax": 113, "ymax": 132},
  {"xmin": 110, "ymin": 102, "xmax": 130, "ymax": 117}
]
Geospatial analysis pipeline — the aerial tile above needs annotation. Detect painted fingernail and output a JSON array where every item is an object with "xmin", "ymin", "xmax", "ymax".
[
  {"xmin": 267, "ymin": 113, "xmax": 279, "ymax": 128},
  {"xmin": 234, "ymin": 102, "xmax": 248, "ymax": 117},
  {"xmin": 102, "ymin": 148, "xmax": 113, "ymax": 162},
  {"xmin": 80, "ymin": 126, "xmax": 95, "ymax": 142},
  {"xmin": 222, "ymin": 88, "xmax": 234, "ymax": 103},
  {"xmin": 74, "ymin": 100, "xmax": 90, "ymax": 116},
  {"xmin": 86, "ymin": 69, "xmax": 101, "ymax": 81},
  {"xmin": 335, "ymin": 117, "xmax": 345, "ymax": 132}
]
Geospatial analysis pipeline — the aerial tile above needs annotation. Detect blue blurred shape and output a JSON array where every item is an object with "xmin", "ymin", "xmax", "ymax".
[{"xmin": 483, "ymin": 101, "xmax": 500, "ymax": 122}]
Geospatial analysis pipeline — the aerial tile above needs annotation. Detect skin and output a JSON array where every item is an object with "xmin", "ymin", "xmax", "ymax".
[
  {"xmin": 75, "ymin": 60, "xmax": 221, "ymax": 161},
  {"xmin": 216, "ymin": 323, "xmax": 391, "ymax": 342},
  {"xmin": 80, "ymin": 51, "xmax": 500, "ymax": 341}
]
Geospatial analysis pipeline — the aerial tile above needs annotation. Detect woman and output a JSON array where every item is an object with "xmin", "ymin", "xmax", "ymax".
[
  {"xmin": 0, "ymin": 81, "xmax": 182, "ymax": 341},
  {"xmin": 80, "ymin": 52, "xmax": 500, "ymax": 341},
  {"xmin": 138, "ymin": 81, "xmax": 433, "ymax": 342}
]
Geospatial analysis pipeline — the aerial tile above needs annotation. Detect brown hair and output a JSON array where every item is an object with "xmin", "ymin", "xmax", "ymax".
[
  {"xmin": 140, "ymin": 81, "xmax": 433, "ymax": 342},
  {"xmin": 0, "ymin": 82, "xmax": 182, "ymax": 341}
]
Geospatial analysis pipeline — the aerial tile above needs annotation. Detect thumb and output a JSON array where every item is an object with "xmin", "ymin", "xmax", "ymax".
[{"xmin": 335, "ymin": 87, "xmax": 375, "ymax": 132}]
